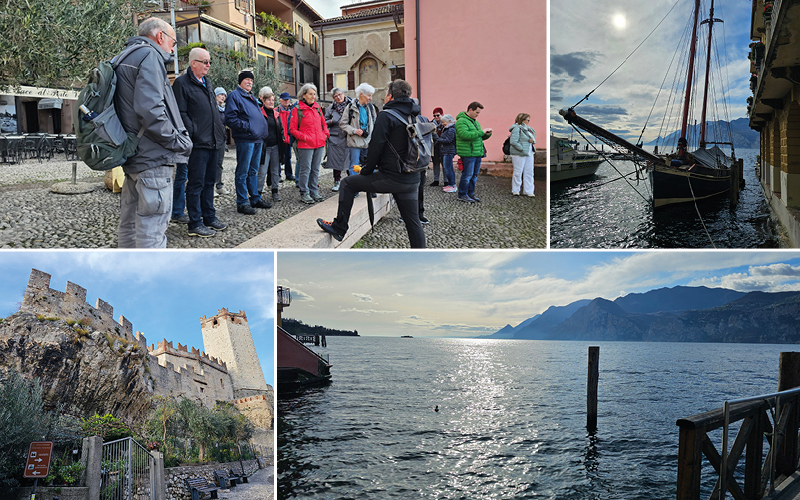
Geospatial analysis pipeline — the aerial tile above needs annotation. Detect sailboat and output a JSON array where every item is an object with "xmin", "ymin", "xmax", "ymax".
[{"xmin": 560, "ymin": 0, "xmax": 741, "ymax": 208}]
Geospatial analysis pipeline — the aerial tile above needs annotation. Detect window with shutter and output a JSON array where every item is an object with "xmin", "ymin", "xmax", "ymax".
[
  {"xmin": 333, "ymin": 39, "xmax": 347, "ymax": 57},
  {"xmin": 389, "ymin": 31, "xmax": 402, "ymax": 50},
  {"xmin": 326, "ymin": 74, "xmax": 334, "ymax": 92},
  {"xmin": 347, "ymin": 71, "xmax": 355, "ymax": 90}
]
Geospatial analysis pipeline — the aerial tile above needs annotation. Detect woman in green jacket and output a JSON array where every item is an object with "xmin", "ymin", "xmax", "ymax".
[
  {"xmin": 509, "ymin": 113, "xmax": 536, "ymax": 196},
  {"xmin": 455, "ymin": 102, "xmax": 492, "ymax": 202}
]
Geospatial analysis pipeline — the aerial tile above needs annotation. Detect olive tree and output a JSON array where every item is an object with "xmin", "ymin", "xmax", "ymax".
[{"xmin": 0, "ymin": 0, "xmax": 145, "ymax": 88}]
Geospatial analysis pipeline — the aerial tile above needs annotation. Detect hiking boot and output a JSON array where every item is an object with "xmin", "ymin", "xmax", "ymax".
[
  {"xmin": 237, "ymin": 205, "xmax": 256, "ymax": 215},
  {"xmin": 213, "ymin": 190, "xmax": 219, "ymax": 198},
  {"xmin": 420, "ymin": 215, "xmax": 430, "ymax": 225},
  {"xmin": 253, "ymin": 199, "xmax": 272, "ymax": 209},
  {"xmin": 458, "ymin": 195, "xmax": 476, "ymax": 203},
  {"xmin": 171, "ymin": 214, "xmax": 190, "ymax": 224},
  {"xmin": 272, "ymin": 191, "xmax": 281, "ymax": 202},
  {"xmin": 429, "ymin": 180, "xmax": 439, "ymax": 187},
  {"xmin": 471, "ymin": 195, "xmax": 481, "ymax": 202},
  {"xmin": 332, "ymin": 181, "xmax": 340, "ymax": 192},
  {"xmin": 317, "ymin": 218, "xmax": 344, "ymax": 241},
  {"xmin": 311, "ymin": 193, "xmax": 324, "ymax": 202},
  {"xmin": 300, "ymin": 192, "xmax": 315, "ymax": 204},
  {"xmin": 216, "ymin": 186, "xmax": 230, "ymax": 195},
  {"xmin": 205, "ymin": 218, "xmax": 228, "ymax": 231},
  {"xmin": 188, "ymin": 225, "xmax": 216, "ymax": 238}
]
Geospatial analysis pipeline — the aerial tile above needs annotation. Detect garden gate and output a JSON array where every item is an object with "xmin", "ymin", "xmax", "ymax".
[{"xmin": 100, "ymin": 437, "xmax": 155, "ymax": 500}]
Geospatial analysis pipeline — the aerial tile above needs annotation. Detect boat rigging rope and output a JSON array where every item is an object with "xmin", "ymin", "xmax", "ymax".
[
  {"xmin": 570, "ymin": 125, "xmax": 651, "ymax": 203},
  {"xmin": 572, "ymin": 0, "xmax": 682, "ymax": 109},
  {"xmin": 686, "ymin": 174, "xmax": 717, "ymax": 248},
  {"xmin": 563, "ymin": 171, "xmax": 643, "ymax": 195}
]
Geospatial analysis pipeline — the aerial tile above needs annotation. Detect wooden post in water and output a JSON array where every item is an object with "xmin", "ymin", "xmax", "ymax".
[
  {"xmin": 587, "ymin": 346, "xmax": 599, "ymax": 432},
  {"xmin": 730, "ymin": 158, "xmax": 741, "ymax": 209},
  {"xmin": 776, "ymin": 352, "xmax": 800, "ymax": 476}
]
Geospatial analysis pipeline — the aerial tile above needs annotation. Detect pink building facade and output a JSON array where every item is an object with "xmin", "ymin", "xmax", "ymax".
[{"xmin": 403, "ymin": 0, "xmax": 547, "ymax": 162}]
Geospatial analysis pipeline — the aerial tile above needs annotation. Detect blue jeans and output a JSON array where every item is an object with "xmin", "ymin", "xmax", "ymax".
[
  {"xmin": 458, "ymin": 156, "xmax": 481, "ymax": 198},
  {"xmin": 235, "ymin": 141, "xmax": 263, "ymax": 207},
  {"xmin": 185, "ymin": 147, "xmax": 217, "ymax": 229},
  {"xmin": 296, "ymin": 147, "xmax": 324, "ymax": 196},
  {"xmin": 347, "ymin": 147, "xmax": 366, "ymax": 176},
  {"xmin": 442, "ymin": 154, "xmax": 456, "ymax": 187},
  {"xmin": 171, "ymin": 162, "xmax": 188, "ymax": 218}
]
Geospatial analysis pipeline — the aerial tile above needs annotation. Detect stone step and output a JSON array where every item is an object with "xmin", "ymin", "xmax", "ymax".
[{"xmin": 237, "ymin": 192, "xmax": 394, "ymax": 249}]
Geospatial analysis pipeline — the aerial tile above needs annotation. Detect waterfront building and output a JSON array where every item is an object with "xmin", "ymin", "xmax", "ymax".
[{"xmin": 748, "ymin": 0, "xmax": 800, "ymax": 245}]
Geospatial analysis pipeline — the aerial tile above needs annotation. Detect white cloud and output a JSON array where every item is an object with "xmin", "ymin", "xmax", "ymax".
[
  {"xmin": 340, "ymin": 308, "xmax": 397, "ymax": 314},
  {"xmin": 352, "ymin": 293, "xmax": 373, "ymax": 302}
]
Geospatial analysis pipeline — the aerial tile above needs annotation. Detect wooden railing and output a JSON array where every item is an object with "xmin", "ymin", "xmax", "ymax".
[{"xmin": 676, "ymin": 387, "xmax": 800, "ymax": 499}]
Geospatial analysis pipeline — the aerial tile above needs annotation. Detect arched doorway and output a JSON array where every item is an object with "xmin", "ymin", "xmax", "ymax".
[{"xmin": 358, "ymin": 58, "xmax": 380, "ymax": 88}]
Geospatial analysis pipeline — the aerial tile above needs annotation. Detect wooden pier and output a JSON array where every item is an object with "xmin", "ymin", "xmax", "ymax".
[{"xmin": 676, "ymin": 352, "xmax": 800, "ymax": 500}]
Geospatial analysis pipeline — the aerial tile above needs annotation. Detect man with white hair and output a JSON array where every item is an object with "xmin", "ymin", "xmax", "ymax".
[
  {"xmin": 114, "ymin": 17, "xmax": 192, "ymax": 247},
  {"xmin": 172, "ymin": 47, "xmax": 228, "ymax": 237}
]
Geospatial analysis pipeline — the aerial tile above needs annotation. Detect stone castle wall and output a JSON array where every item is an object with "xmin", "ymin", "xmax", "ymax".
[
  {"xmin": 202, "ymin": 309, "xmax": 270, "ymax": 400},
  {"xmin": 19, "ymin": 270, "xmax": 274, "ymax": 415},
  {"xmin": 22, "ymin": 269, "xmax": 134, "ymax": 339}
]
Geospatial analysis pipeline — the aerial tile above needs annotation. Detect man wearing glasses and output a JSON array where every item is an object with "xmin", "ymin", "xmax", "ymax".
[
  {"xmin": 172, "ymin": 47, "xmax": 228, "ymax": 237},
  {"xmin": 114, "ymin": 17, "xmax": 192, "ymax": 247}
]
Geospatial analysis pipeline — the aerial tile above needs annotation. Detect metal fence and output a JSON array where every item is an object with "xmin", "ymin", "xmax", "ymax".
[{"xmin": 100, "ymin": 438, "xmax": 155, "ymax": 500}]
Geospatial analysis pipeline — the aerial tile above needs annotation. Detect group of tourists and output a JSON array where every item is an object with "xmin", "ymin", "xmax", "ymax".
[{"xmin": 109, "ymin": 17, "xmax": 536, "ymax": 249}]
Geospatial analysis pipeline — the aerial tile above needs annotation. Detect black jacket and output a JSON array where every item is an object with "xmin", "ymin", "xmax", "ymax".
[
  {"xmin": 363, "ymin": 97, "xmax": 420, "ymax": 181},
  {"xmin": 172, "ymin": 67, "xmax": 225, "ymax": 149}
]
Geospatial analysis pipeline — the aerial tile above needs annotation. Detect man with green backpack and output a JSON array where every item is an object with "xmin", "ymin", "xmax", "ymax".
[{"xmin": 113, "ymin": 18, "xmax": 192, "ymax": 247}]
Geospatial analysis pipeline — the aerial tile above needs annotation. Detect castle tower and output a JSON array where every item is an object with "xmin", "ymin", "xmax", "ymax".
[{"xmin": 201, "ymin": 308, "xmax": 269, "ymax": 399}]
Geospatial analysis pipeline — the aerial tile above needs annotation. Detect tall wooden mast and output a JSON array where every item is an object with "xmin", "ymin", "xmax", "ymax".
[
  {"xmin": 680, "ymin": 0, "xmax": 702, "ymax": 144},
  {"xmin": 699, "ymin": 0, "xmax": 722, "ymax": 147}
]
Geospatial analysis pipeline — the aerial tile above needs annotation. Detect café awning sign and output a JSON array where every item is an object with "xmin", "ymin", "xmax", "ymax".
[{"xmin": 1, "ymin": 85, "xmax": 80, "ymax": 100}]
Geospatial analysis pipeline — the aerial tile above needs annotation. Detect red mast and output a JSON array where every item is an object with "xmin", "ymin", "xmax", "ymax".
[
  {"xmin": 680, "ymin": 0, "xmax": 702, "ymax": 149},
  {"xmin": 699, "ymin": 0, "xmax": 721, "ymax": 148}
]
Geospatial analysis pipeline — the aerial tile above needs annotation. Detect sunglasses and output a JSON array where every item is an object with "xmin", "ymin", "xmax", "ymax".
[{"xmin": 193, "ymin": 59, "xmax": 211, "ymax": 66}]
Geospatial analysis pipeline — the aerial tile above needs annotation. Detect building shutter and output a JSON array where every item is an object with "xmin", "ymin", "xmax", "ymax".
[
  {"xmin": 333, "ymin": 39, "xmax": 346, "ymax": 57},
  {"xmin": 390, "ymin": 31, "xmax": 402, "ymax": 49},
  {"xmin": 347, "ymin": 71, "xmax": 355, "ymax": 90},
  {"xmin": 326, "ymin": 73, "xmax": 334, "ymax": 92}
]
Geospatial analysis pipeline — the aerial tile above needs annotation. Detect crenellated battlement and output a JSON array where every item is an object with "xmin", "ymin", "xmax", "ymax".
[
  {"xmin": 149, "ymin": 339, "xmax": 228, "ymax": 372},
  {"xmin": 21, "ymin": 269, "xmax": 133, "ymax": 338},
  {"xmin": 201, "ymin": 307, "xmax": 248, "ymax": 328}
]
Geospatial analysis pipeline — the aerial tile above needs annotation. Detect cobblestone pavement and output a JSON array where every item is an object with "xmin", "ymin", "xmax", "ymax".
[
  {"xmin": 0, "ymin": 152, "xmax": 546, "ymax": 248},
  {"xmin": 217, "ymin": 467, "xmax": 274, "ymax": 500}
]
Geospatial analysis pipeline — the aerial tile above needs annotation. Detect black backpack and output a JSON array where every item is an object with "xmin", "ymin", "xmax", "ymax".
[
  {"xmin": 382, "ymin": 109, "xmax": 436, "ymax": 173},
  {"xmin": 502, "ymin": 136, "xmax": 511, "ymax": 156}
]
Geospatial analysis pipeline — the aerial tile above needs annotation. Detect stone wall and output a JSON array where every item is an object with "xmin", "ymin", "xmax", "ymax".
[
  {"xmin": 165, "ymin": 459, "xmax": 260, "ymax": 500},
  {"xmin": 21, "ymin": 269, "xmax": 134, "ymax": 340},
  {"xmin": 149, "ymin": 339, "xmax": 234, "ymax": 408}
]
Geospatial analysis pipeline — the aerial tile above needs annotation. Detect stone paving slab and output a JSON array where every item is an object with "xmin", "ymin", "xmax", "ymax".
[
  {"xmin": 217, "ymin": 467, "xmax": 274, "ymax": 500},
  {"xmin": 0, "ymin": 152, "xmax": 546, "ymax": 249}
]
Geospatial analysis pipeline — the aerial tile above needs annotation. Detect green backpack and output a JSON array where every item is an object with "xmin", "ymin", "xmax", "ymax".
[{"xmin": 74, "ymin": 43, "xmax": 148, "ymax": 170}]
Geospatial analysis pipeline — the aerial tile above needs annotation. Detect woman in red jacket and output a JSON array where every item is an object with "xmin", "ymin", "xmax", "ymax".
[{"xmin": 289, "ymin": 83, "xmax": 329, "ymax": 204}]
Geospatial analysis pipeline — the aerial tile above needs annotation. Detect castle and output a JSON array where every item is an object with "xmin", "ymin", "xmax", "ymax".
[{"xmin": 20, "ymin": 269, "xmax": 274, "ymax": 416}]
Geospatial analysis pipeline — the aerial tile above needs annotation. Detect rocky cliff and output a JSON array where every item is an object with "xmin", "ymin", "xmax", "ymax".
[{"xmin": 0, "ymin": 311, "xmax": 154, "ymax": 421}]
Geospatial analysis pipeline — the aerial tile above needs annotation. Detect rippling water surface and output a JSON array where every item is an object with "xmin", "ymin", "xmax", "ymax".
[
  {"xmin": 278, "ymin": 337, "xmax": 790, "ymax": 499},
  {"xmin": 550, "ymin": 148, "xmax": 782, "ymax": 248}
]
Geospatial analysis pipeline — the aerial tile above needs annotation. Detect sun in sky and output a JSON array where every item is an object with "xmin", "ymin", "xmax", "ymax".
[{"xmin": 613, "ymin": 13, "xmax": 627, "ymax": 29}]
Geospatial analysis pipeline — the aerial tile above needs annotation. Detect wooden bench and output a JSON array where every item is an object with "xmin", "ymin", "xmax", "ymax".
[
  {"xmin": 213, "ymin": 469, "xmax": 238, "ymax": 489},
  {"xmin": 185, "ymin": 477, "xmax": 219, "ymax": 500},
  {"xmin": 227, "ymin": 468, "xmax": 245, "ymax": 484}
]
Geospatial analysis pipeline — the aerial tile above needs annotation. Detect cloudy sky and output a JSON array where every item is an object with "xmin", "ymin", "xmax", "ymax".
[
  {"xmin": 279, "ymin": 251, "xmax": 800, "ymax": 338},
  {"xmin": 551, "ymin": 0, "xmax": 752, "ymax": 142},
  {"xmin": 0, "ymin": 251, "xmax": 275, "ymax": 385},
  {"xmin": 304, "ymin": 0, "xmax": 353, "ymax": 18}
]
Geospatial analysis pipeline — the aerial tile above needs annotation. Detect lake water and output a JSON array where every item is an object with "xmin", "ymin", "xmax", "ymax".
[
  {"xmin": 278, "ymin": 337, "xmax": 794, "ymax": 499},
  {"xmin": 550, "ymin": 148, "xmax": 784, "ymax": 248}
]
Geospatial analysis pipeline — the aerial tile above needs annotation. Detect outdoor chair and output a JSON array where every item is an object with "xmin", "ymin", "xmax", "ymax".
[{"xmin": 213, "ymin": 469, "xmax": 238, "ymax": 488}]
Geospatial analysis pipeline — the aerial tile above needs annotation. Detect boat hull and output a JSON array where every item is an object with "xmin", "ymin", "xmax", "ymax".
[
  {"xmin": 550, "ymin": 159, "xmax": 603, "ymax": 181},
  {"xmin": 650, "ymin": 163, "xmax": 730, "ymax": 208}
]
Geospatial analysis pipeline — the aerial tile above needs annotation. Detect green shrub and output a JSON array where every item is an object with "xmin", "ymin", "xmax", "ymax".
[{"xmin": 80, "ymin": 413, "xmax": 132, "ymax": 442}]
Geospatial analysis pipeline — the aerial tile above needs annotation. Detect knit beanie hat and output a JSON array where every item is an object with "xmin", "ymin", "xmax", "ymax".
[
  {"xmin": 238, "ymin": 70, "xmax": 255, "ymax": 84},
  {"xmin": 214, "ymin": 87, "xmax": 227, "ymax": 97},
  {"xmin": 433, "ymin": 107, "xmax": 444, "ymax": 115}
]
